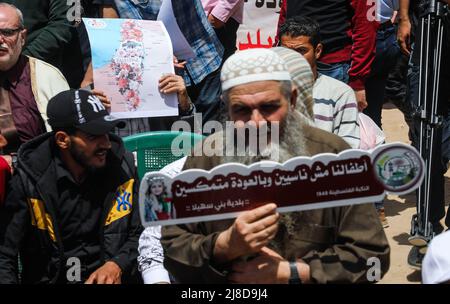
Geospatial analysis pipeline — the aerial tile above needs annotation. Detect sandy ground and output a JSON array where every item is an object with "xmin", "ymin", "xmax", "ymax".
[{"xmin": 378, "ymin": 103, "xmax": 450, "ymax": 284}]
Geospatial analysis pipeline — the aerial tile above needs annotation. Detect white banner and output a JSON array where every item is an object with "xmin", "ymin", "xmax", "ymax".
[{"xmin": 236, "ymin": 0, "xmax": 282, "ymax": 50}]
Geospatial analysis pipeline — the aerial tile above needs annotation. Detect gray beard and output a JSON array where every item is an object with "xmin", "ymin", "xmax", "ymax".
[
  {"xmin": 219, "ymin": 110, "xmax": 309, "ymax": 165},
  {"xmin": 216, "ymin": 110, "xmax": 312, "ymax": 258}
]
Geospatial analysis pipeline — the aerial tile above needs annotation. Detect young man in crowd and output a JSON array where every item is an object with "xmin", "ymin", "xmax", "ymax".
[
  {"xmin": 160, "ymin": 49, "xmax": 390, "ymax": 284},
  {"xmin": 279, "ymin": 16, "xmax": 360, "ymax": 149},
  {"xmin": 277, "ymin": 0, "xmax": 378, "ymax": 112},
  {"xmin": 0, "ymin": 89, "xmax": 143, "ymax": 284}
]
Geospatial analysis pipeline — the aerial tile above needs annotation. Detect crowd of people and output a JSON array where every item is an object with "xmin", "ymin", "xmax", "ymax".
[{"xmin": 0, "ymin": 0, "xmax": 449, "ymax": 284}]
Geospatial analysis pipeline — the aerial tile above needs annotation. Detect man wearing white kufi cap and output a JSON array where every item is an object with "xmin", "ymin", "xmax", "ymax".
[{"xmin": 161, "ymin": 48, "xmax": 390, "ymax": 284}]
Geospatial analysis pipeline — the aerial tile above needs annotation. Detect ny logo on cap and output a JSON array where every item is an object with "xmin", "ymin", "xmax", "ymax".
[{"xmin": 87, "ymin": 95, "xmax": 106, "ymax": 113}]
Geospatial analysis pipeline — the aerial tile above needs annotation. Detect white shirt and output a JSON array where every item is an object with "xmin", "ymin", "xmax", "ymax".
[
  {"xmin": 137, "ymin": 157, "xmax": 187, "ymax": 284},
  {"xmin": 422, "ymin": 231, "xmax": 450, "ymax": 284}
]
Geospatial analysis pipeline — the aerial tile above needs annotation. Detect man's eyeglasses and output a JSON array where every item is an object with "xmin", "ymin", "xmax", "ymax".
[{"xmin": 0, "ymin": 27, "xmax": 23, "ymax": 38}]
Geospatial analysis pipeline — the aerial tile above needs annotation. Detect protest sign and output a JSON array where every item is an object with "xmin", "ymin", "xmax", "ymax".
[
  {"xmin": 236, "ymin": 0, "xmax": 281, "ymax": 50},
  {"xmin": 84, "ymin": 18, "xmax": 179, "ymax": 119},
  {"xmin": 139, "ymin": 143, "xmax": 424, "ymax": 227},
  {"xmin": 157, "ymin": 0, "xmax": 195, "ymax": 60}
]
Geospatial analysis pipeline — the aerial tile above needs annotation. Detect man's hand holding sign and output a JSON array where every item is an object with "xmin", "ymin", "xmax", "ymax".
[
  {"xmin": 214, "ymin": 203, "xmax": 280, "ymax": 263},
  {"xmin": 149, "ymin": 49, "xmax": 417, "ymax": 284}
]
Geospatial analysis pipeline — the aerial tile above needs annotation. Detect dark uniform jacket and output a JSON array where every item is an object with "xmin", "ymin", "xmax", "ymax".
[{"xmin": 0, "ymin": 133, "xmax": 143, "ymax": 284}]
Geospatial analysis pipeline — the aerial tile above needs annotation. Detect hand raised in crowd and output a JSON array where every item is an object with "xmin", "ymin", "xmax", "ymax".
[
  {"xmin": 91, "ymin": 89, "xmax": 111, "ymax": 111},
  {"xmin": 213, "ymin": 203, "xmax": 280, "ymax": 264},
  {"xmin": 208, "ymin": 14, "xmax": 225, "ymax": 29},
  {"xmin": 229, "ymin": 247, "xmax": 311, "ymax": 284},
  {"xmin": 397, "ymin": 17, "xmax": 412, "ymax": 56},
  {"xmin": 173, "ymin": 56, "xmax": 187, "ymax": 70},
  {"xmin": 159, "ymin": 74, "xmax": 192, "ymax": 113},
  {"xmin": 85, "ymin": 261, "xmax": 122, "ymax": 284},
  {"xmin": 354, "ymin": 89, "xmax": 368, "ymax": 112},
  {"xmin": 80, "ymin": 62, "xmax": 94, "ymax": 89}
]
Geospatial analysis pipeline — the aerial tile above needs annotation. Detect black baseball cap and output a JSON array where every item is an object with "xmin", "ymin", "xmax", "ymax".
[{"xmin": 47, "ymin": 89, "xmax": 125, "ymax": 135}]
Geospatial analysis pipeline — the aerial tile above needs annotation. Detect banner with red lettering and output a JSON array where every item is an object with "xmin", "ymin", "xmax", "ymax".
[
  {"xmin": 139, "ymin": 143, "xmax": 424, "ymax": 227},
  {"xmin": 236, "ymin": 0, "xmax": 281, "ymax": 50}
]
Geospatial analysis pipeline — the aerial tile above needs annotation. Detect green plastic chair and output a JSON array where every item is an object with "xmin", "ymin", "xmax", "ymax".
[{"xmin": 123, "ymin": 131, "xmax": 205, "ymax": 179}]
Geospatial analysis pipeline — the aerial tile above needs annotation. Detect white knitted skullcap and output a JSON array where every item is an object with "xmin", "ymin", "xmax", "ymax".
[
  {"xmin": 422, "ymin": 231, "xmax": 450, "ymax": 284},
  {"xmin": 221, "ymin": 48, "xmax": 292, "ymax": 91}
]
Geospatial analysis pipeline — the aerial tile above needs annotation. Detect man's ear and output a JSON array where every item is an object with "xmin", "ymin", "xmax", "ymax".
[
  {"xmin": 20, "ymin": 29, "xmax": 27, "ymax": 47},
  {"xmin": 55, "ymin": 131, "xmax": 71, "ymax": 150},
  {"xmin": 290, "ymin": 87, "xmax": 298, "ymax": 110},
  {"xmin": 315, "ymin": 43, "xmax": 323, "ymax": 60}
]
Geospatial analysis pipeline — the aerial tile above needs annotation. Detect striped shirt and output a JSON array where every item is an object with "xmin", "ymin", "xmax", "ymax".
[{"xmin": 313, "ymin": 74, "xmax": 360, "ymax": 149}]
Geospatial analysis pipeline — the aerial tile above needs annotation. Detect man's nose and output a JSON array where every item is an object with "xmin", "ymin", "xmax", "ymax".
[{"xmin": 250, "ymin": 109, "xmax": 267, "ymax": 126}]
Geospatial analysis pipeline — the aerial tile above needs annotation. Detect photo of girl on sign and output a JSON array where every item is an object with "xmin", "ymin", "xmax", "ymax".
[{"xmin": 144, "ymin": 177, "xmax": 174, "ymax": 221}]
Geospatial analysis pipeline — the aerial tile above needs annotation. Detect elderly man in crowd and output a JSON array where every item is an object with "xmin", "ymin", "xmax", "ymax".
[
  {"xmin": 0, "ymin": 3, "xmax": 69, "ymax": 171},
  {"xmin": 160, "ymin": 48, "xmax": 390, "ymax": 284},
  {"xmin": 3, "ymin": 0, "xmax": 72, "ymax": 79}
]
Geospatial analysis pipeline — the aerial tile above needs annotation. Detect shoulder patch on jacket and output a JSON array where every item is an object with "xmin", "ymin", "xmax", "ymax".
[
  {"xmin": 28, "ymin": 198, "xmax": 56, "ymax": 242},
  {"xmin": 105, "ymin": 179, "xmax": 134, "ymax": 226}
]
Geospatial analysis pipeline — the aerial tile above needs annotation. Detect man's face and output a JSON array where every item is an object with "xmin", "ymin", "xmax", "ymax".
[
  {"xmin": 0, "ymin": 6, "xmax": 26, "ymax": 71},
  {"xmin": 228, "ymin": 81, "xmax": 291, "ymax": 127},
  {"xmin": 280, "ymin": 35, "xmax": 320, "ymax": 72},
  {"xmin": 68, "ymin": 131, "xmax": 112, "ymax": 170}
]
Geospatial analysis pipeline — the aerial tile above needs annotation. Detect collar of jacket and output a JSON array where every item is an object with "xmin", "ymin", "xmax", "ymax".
[{"xmin": 16, "ymin": 132, "xmax": 126, "ymax": 184}]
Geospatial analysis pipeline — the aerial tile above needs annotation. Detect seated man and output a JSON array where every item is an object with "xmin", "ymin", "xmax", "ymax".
[
  {"xmin": 279, "ymin": 16, "xmax": 360, "ymax": 149},
  {"xmin": 0, "ymin": 3, "xmax": 69, "ymax": 166},
  {"xmin": 0, "ymin": 89, "xmax": 143, "ymax": 284},
  {"xmin": 3, "ymin": 0, "xmax": 72, "ymax": 80},
  {"xmin": 161, "ymin": 49, "xmax": 390, "ymax": 284}
]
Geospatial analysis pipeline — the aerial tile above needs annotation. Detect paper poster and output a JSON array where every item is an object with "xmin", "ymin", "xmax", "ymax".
[
  {"xmin": 84, "ymin": 18, "xmax": 179, "ymax": 119},
  {"xmin": 157, "ymin": 0, "xmax": 195, "ymax": 60},
  {"xmin": 139, "ymin": 143, "xmax": 424, "ymax": 227},
  {"xmin": 237, "ymin": 0, "xmax": 281, "ymax": 50}
]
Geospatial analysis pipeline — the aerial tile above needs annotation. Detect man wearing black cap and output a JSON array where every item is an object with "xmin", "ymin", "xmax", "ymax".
[{"xmin": 0, "ymin": 89, "xmax": 143, "ymax": 284}]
